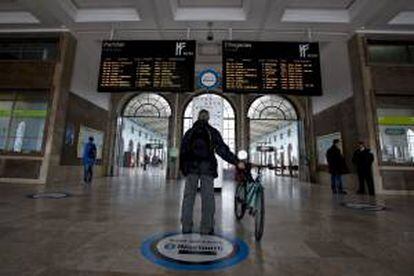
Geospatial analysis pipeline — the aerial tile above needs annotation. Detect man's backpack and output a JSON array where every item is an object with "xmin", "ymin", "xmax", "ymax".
[{"xmin": 188, "ymin": 125, "xmax": 213, "ymax": 160}]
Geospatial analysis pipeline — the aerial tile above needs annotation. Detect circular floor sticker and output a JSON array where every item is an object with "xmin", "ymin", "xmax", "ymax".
[
  {"xmin": 141, "ymin": 232, "xmax": 249, "ymax": 271},
  {"xmin": 27, "ymin": 192, "xmax": 71, "ymax": 199},
  {"xmin": 342, "ymin": 202, "xmax": 386, "ymax": 211}
]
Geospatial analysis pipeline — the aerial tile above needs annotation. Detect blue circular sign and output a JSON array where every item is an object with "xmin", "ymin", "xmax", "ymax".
[
  {"xmin": 198, "ymin": 69, "xmax": 220, "ymax": 89},
  {"xmin": 141, "ymin": 232, "xmax": 249, "ymax": 271}
]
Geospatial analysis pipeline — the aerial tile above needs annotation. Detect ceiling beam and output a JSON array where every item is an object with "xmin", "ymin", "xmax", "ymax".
[
  {"xmin": 17, "ymin": 0, "xmax": 62, "ymax": 26},
  {"xmin": 349, "ymin": 0, "xmax": 407, "ymax": 28},
  {"xmin": 18, "ymin": 0, "xmax": 77, "ymax": 29}
]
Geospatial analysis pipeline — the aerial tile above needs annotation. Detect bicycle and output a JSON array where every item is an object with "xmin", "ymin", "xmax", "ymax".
[{"xmin": 234, "ymin": 164, "xmax": 266, "ymax": 241}]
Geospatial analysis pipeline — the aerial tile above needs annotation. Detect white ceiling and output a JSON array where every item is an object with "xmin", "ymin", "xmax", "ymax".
[
  {"xmin": 1, "ymin": 0, "xmax": 413, "ymax": 111},
  {"xmin": 0, "ymin": 0, "xmax": 412, "ymax": 38}
]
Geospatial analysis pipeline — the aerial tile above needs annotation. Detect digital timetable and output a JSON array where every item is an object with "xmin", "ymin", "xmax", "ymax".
[
  {"xmin": 222, "ymin": 41, "xmax": 322, "ymax": 95},
  {"xmin": 97, "ymin": 40, "xmax": 196, "ymax": 92}
]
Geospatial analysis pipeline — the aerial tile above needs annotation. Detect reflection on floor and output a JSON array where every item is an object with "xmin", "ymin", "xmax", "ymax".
[{"xmin": 1, "ymin": 172, "xmax": 414, "ymax": 275}]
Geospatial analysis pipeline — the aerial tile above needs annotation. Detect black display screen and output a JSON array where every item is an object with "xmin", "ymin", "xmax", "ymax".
[
  {"xmin": 222, "ymin": 41, "xmax": 322, "ymax": 95},
  {"xmin": 97, "ymin": 40, "xmax": 195, "ymax": 92}
]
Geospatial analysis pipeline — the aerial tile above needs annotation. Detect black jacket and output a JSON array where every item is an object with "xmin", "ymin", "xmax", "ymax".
[
  {"xmin": 352, "ymin": 148, "xmax": 374, "ymax": 172},
  {"xmin": 179, "ymin": 120, "xmax": 238, "ymax": 178},
  {"xmin": 326, "ymin": 145, "xmax": 348, "ymax": 175}
]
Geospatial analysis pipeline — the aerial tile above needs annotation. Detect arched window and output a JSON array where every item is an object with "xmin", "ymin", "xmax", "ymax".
[
  {"xmin": 123, "ymin": 93, "xmax": 171, "ymax": 118},
  {"xmin": 122, "ymin": 93, "xmax": 171, "ymax": 139},
  {"xmin": 248, "ymin": 95, "xmax": 298, "ymax": 144},
  {"xmin": 248, "ymin": 95, "xmax": 297, "ymax": 120}
]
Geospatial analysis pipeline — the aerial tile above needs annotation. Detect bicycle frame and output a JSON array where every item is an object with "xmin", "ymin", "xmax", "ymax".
[{"xmin": 244, "ymin": 167, "xmax": 264, "ymax": 214}]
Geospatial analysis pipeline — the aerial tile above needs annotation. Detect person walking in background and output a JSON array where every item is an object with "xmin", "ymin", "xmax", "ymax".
[
  {"xmin": 143, "ymin": 154, "xmax": 150, "ymax": 170},
  {"xmin": 83, "ymin": 136, "xmax": 97, "ymax": 184},
  {"xmin": 326, "ymin": 139, "xmax": 348, "ymax": 194},
  {"xmin": 352, "ymin": 141, "xmax": 375, "ymax": 196},
  {"xmin": 179, "ymin": 109, "xmax": 245, "ymax": 235}
]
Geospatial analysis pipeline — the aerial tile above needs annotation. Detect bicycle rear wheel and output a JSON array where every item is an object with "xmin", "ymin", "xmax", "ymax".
[
  {"xmin": 235, "ymin": 184, "xmax": 247, "ymax": 220},
  {"xmin": 254, "ymin": 188, "xmax": 265, "ymax": 241}
]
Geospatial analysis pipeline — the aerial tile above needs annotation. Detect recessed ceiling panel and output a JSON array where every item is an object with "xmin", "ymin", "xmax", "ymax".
[
  {"xmin": 0, "ymin": 11, "xmax": 39, "ymax": 24},
  {"xmin": 72, "ymin": 0, "xmax": 137, "ymax": 9},
  {"xmin": 282, "ymin": 9, "xmax": 350, "ymax": 23},
  {"xmin": 287, "ymin": 0, "xmax": 355, "ymax": 9},
  {"xmin": 0, "ymin": 0, "xmax": 22, "ymax": 11},
  {"xmin": 389, "ymin": 11, "xmax": 414, "ymax": 25},
  {"xmin": 178, "ymin": 0, "xmax": 242, "ymax": 8}
]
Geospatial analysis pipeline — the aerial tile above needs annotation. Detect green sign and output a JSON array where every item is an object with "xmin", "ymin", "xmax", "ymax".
[
  {"xmin": 0, "ymin": 110, "xmax": 12, "ymax": 117},
  {"xmin": 0, "ymin": 109, "xmax": 47, "ymax": 118},
  {"xmin": 169, "ymin": 147, "xmax": 178, "ymax": 158},
  {"xmin": 378, "ymin": 116, "xmax": 414, "ymax": 126}
]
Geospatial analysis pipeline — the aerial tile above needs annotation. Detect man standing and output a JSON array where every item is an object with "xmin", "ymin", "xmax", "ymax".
[
  {"xmin": 83, "ymin": 136, "xmax": 97, "ymax": 184},
  {"xmin": 352, "ymin": 141, "xmax": 375, "ymax": 196},
  {"xmin": 326, "ymin": 139, "xmax": 347, "ymax": 194},
  {"xmin": 179, "ymin": 109, "xmax": 244, "ymax": 235}
]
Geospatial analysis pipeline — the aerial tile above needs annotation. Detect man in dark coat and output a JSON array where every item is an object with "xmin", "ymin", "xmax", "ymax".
[
  {"xmin": 352, "ymin": 141, "xmax": 375, "ymax": 195},
  {"xmin": 179, "ymin": 109, "xmax": 244, "ymax": 235},
  {"xmin": 326, "ymin": 139, "xmax": 347, "ymax": 194}
]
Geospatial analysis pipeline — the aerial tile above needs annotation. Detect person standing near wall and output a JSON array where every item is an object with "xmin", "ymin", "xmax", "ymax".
[
  {"xmin": 326, "ymin": 139, "xmax": 348, "ymax": 194},
  {"xmin": 83, "ymin": 136, "xmax": 97, "ymax": 184},
  {"xmin": 179, "ymin": 109, "xmax": 245, "ymax": 235},
  {"xmin": 352, "ymin": 141, "xmax": 375, "ymax": 196}
]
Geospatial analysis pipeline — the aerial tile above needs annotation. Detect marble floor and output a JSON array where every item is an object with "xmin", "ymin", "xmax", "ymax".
[{"xmin": 1, "ymin": 169, "xmax": 414, "ymax": 275}]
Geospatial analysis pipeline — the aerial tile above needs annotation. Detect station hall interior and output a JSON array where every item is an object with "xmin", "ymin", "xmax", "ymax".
[{"xmin": 0, "ymin": 0, "xmax": 414, "ymax": 275}]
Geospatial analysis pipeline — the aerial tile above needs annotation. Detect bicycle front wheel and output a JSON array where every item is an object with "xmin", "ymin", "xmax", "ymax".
[
  {"xmin": 235, "ymin": 184, "xmax": 247, "ymax": 220},
  {"xmin": 254, "ymin": 188, "xmax": 265, "ymax": 241}
]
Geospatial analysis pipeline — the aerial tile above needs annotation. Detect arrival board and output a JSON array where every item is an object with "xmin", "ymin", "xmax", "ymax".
[
  {"xmin": 98, "ymin": 40, "xmax": 195, "ymax": 92},
  {"xmin": 222, "ymin": 41, "xmax": 322, "ymax": 95}
]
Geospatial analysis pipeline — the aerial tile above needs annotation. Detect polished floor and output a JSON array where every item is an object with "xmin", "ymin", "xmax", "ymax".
[{"xmin": 1, "ymin": 168, "xmax": 414, "ymax": 275}]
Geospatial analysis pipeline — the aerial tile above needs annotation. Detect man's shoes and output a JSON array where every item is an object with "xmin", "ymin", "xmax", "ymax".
[
  {"xmin": 182, "ymin": 228, "xmax": 192, "ymax": 234},
  {"xmin": 356, "ymin": 190, "xmax": 365, "ymax": 195},
  {"xmin": 332, "ymin": 190, "xmax": 338, "ymax": 194},
  {"xmin": 338, "ymin": 190, "xmax": 347, "ymax": 195},
  {"xmin": 200, "ymin": 230, "xmax": 214, "ymax": 236}
]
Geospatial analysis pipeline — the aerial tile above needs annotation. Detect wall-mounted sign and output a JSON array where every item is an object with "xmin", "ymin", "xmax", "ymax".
[
  {"xmin": 98, "ymin": 40, "xmax": 196, "ymax": 92},
  {"xmin": 198, "ymin": 69, "xmax": 220, "ymax": 90},
  {"xmin": 145, "ymin": 143, "xmax": 163, "ymax": 149},
  {"xmin": 141, "ymin": 232, "xmax": 249, "ymax": 271},
  {"xmin": 222, "ymin": 41, "xmax": 322, "ymax": 95},
  {"xmin": 169, "ymin": 147, "xmax": 179, "ymax": 158},
  {"xmin": 64, "ymin": 123, "xmax": 75, "ymax": 146},
  {"xmin": 384, "ymin": 128, "xmax": 406, "ymax": 136},
  {"xmin": 257, "ymin": 146, "xmax": 275, "ymax": 152}
]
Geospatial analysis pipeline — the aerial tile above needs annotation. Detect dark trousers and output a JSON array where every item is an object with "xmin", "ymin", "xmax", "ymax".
[
  {"xmin": 181, "ymin": 174, "xmax": 215, "ymax": 234},
  {"xmin": 84, "ymin": 164, "xmax": 93, "ymax": 183},
  {"xmin": 330, "ymin": 174, "xmax": 344, "ymax": 193},
  {"xmin": 357, "ymin": 171, "xmax": 375, "ymax": 195}
]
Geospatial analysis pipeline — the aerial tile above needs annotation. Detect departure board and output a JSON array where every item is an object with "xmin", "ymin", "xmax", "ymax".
[
  {"xmin": 222, "ymin": 41, "xmax": 322, "ymax": 95},
  {"xmin": 98, "ymin": 40, "xmax": 195, "ymax": 92}
]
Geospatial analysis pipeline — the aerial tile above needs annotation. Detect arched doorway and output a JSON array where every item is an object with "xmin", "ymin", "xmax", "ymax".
[
  {"xmin": 116, "ymin": 93, "xmax": 172, "ymax": 177},
  {"xmin": 183, "ymin": 94, "xmax": 236, "ymax": 184},
  {"xmin": 248, "ymin": 95, "xmax": 299, "ymax": 178}
]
